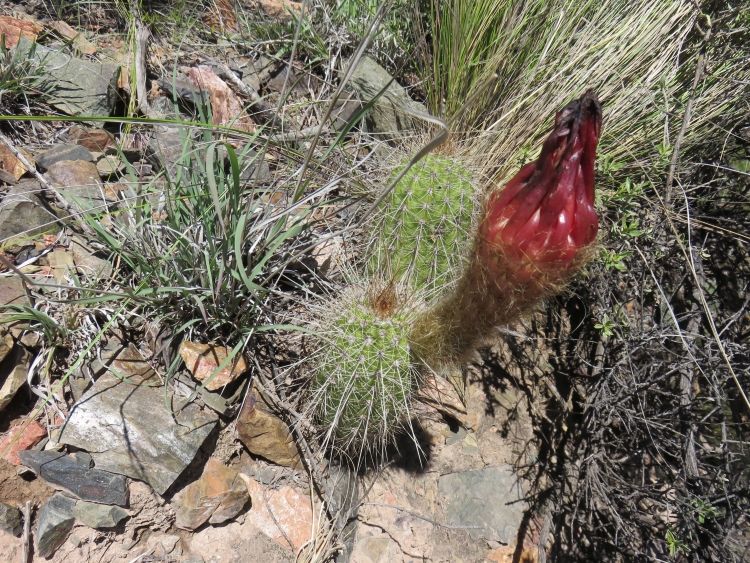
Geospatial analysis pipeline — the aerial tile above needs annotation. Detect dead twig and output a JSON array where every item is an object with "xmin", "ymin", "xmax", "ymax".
[{"xmin": 21, "ymin": 501, "xmax": 30, "ymax": 563}]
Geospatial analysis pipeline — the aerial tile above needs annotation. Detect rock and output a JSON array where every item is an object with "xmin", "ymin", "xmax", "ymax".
[
  {"xmin": 0, "ymin": 502, "xmax": 22, "ymax": 536},
  {"xmin": 267, "ymin": 66, "xmax": 306, "ymax": 95},
  {"xmin": 16, "ymin": 37, "xmax": 120, "ymax": 117},
  {"xmin": 175, "ymin": 458, "xmax": 249, "ymax": 531},
  {"xmin": 48, "ymin": 20, "xmax": 97, "ymax": 56},
  {"xmin": 35, "ymin": 144, "xmax": 94, "ymax": 171},
  {"xmin": 0, "ymin": 418, "xmax": 46, "ymax": 464},
  {"xmin": 149, "ymin": 96, "xmax": 180, "ymax": 120},
  {"xmin": 36, "ymin": 493, "xmax": 75, "ymax": 558},
  {"xmin": 45, "ymin": 160, "xmax": 104, "ymax": 211},
  {"xmin": 67, "ymin": 126, "xmax": 114, "ymax": 153},
  {"xmin": 178, "ymin": 341, "xmax": 248, "ymax": 392},
  {"xmin": 236, "ymin": 383, "xmax": 301, "ymax": 469},
  {"xmin": 239, "ymin": 474, "xmax": 313, "ymax": 552},
  {"xmin": 48, "ymin": 248, "xmax": 75, "ymax": 283},
  {"xmin": 0, "ymin": 144, "xmax": 34, "ymax": 180},
  {"xmin": 239, "ymin": 149, "xmax": 271, "ymax": 184},
  {"xmin": 0, "ymin": 276, "xmax": 30, "ymax": 308},
  {"xmin": 68, "ymin": 235, "xmax": 113, "ymax": 280},
  {"xmin": 72, "ymin": 501, "xmax": 128, "ymax": 528},
  {"xmin": 0, "ymin": 16, "xmax": 42, "ymax": 49},
  {"xmin": 0, "ymin": 349, "xmax": 28, "ymax": 412},
  {"xmin": 188, "ymin": 66, "xmax": 254, "ymax": 132},
  {"xmin": 0, "ymin": 181, "xmax": 56, "ymax": 251},
  {"xmin": 257, "ymin": 0, "xmax": 304, "ymax": 19},
  {"xmin": 58, "ymin": 369, "xmax": 218, "ymax": 495},
  {"xmin": 189, "ymin": 517, "xmax": 293, "ymax": 563},
  {"xmin": 0, "ymin": 330, "xmax": 12, "ymax": 364},
  {"xmin": 125, "ymin": 481, "xmax": 174, "ymax": 533},
  {"xmin": 437, "ymin": 466, "xmax": 525, "ymax": 543},
  {"xmin": 0, "ymin": 169, "xmax": 17, "ymax": 185},
  {"xmin": 146, "ymin": 533, "xmax": 180, "ymax": 557},
  {"xmin": 95, "ymin": 155, "xmax": 125, "ymax": 178},
  {"xmin": 157, "ymin": 76, "xmax": 206, "ymax": 107},
  {"xmin": 17, "ymin": 450, "xmax": 128, "ymax": 506},
  {"xmin": 331, "ymin": 89, "xmax": 363, "ymax": 130},
  {"xmin": 347, "ymin": 55, "xmax": 425, "ymax": 142},
  {"xmin": 149, "ymin": 126, "xmax": 186, "ymax": 179}
]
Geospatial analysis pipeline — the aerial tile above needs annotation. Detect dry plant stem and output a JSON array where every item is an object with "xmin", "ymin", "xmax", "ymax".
[
  {"xmin": 21, "ymin": 501, "xmax": 30, "ymax": 563},
  {"xmin": 135, "ymin": 21, "xmax": 151, "ymax": 117},
  {"xmin": 0, "ymin": 132, "xmax": 93, "ymax": 235},
  {"xmin": 665, "ymin": 14, "xmax": 712, "ymax": 205},
  {"xmin": 537, "ymin": 505, "xmax": 552, "ymax": 563}
]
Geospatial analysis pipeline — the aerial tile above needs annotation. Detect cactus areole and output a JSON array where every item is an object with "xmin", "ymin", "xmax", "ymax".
[{"xmin": 480, "ymin": 90, "xmax": 602, "ymax": 283}]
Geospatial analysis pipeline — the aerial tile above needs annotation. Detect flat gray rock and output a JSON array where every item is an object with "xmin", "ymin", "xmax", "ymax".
[
  {"xmin": 36, "ymin": 493, "xmax": 75, "ymax": 558},
  {"xmin": 36, "ymin": 144, "xmax": 94, "ymax": 171},
  {"xmin": 59, "ymin": 370, "xmax": 218, "ymax": 495},
  {"xmin": 438, "ymin": 465, "xmax": 525, "ymax": 543},
  {"xmin": 0, "ymin": 501, "xmax": 22, "ymax": 536},
  {"xmin": 347, "ymin": 55, "xmax": 425, "ymax": 142},
  {"xmin": 73, "ymin": 501, "xmax": 128, "ymax": 528},
  {"xmin": 16, "ymin": 37, "xmax": 120, "ymax": 117},
  {"xmin": 17, "ymin": 450, "xmax": 127, "ymax": 506},
  {"xmin": 0, "ymin": 181, "xmax": 57, "ymax": 251}
]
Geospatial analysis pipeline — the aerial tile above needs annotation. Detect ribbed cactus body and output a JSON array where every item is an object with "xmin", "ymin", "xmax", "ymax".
[
  {"xmin": 370, "ymin": 154, "xmax": 475, "ymax": 291},
  {"xmin": 310, "ymin": 285, "xmax": 420, "ymax": 456}
]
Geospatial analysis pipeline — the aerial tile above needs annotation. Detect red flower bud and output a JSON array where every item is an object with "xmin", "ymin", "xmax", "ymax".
[
  {"xmin": 411, "ymin": 91, "xmax": 603, "ymax": 371},
  {"xmin": 480, "ymin": 90, "xmax": 602, "ymax": 282}
]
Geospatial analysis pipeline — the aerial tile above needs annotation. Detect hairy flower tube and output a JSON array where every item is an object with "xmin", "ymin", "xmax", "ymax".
[{"xmin": 411, "ymin": 91, "xmax": 602, "ymax": 370}]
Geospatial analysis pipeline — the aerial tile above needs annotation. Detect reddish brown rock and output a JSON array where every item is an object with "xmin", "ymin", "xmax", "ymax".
[
  {"xmin": 236, "ymin": 384, "xmax": 301, "ymax": 469},
  {"xmin": 188, "ymin": 66, "xmax": 254, "ymax": 132},
  {"xmin": 175, "ymin": 458, "xmax": 249, "ymax": 530},
  {"xmin": 48, "ymin": 20, "xmax": 97, "ymax": 55},
  {"xmin": 67, "ymin": 126, "xmax": 114, "ymax": 152},
  {"xmin": 0, "ymin": 144, "xmax": 34, "ymax": 180},
  {"xmin": 0, "ymin": 16, "xmax": 42, "ymax": 49},
  {"xmin": 239, "ymin": 474, "xmax": 314, "ymax": 552},
  {"xmin": 178, "ymin": 341, "xmax": 247, "ymax": 391},
  {"xmin": 0, "ymin": 419, "xmax": 46, "ymax": 465},
  {"xmin": 45, "ymin": 160, "xmax": 100, "ymax": 188}
]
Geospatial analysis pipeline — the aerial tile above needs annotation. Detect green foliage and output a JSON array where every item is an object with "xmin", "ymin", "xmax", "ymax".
[
  {"xmin": 594, "ymin": 314, "xmax": 616, "ymax": 337},
  {"xmin": 370, "ymin": 154, "xmax": 475, "ymax": 292},
  {"xmin": 0, "ymin": 305, "xmax": 69, "ymax": 345},
  {"xmin": 666, "ymin": 528, "xmax": 690, "ymax": 558},
  {"xmin": 310, "ymin": 285, "xmax": 420, "ymax": 457},
  {"xmin": 83, "ymin": 128, "xmax": 312, "ymax": 343}
]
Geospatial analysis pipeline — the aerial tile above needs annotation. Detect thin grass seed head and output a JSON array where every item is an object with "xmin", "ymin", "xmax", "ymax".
[{"xmin": 370, "ymin": 154, "xmax": 475, "ymax": 293}]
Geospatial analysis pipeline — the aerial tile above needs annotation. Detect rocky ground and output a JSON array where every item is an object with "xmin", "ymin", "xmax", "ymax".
[{"xmin": 0, "ymin": 1, "xmax": 546, "ymax": 562}]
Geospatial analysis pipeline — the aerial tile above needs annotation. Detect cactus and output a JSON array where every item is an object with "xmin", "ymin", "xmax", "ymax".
[
  {"xmin": 369, "ymin": 153, "xmax": 475, "ymax": 292},
  {"xmin": 412, "ymin": 91, "xmax": 603, "ymax": 370},
  {"xmin": 309, "ymin": 282, "xmax": 422, "ymax": 458}
]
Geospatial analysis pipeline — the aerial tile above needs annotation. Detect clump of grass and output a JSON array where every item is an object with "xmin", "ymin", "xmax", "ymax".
[
  {"xmin": 419, "ymin": 0, "xmax": 740, "ymax": 186},
  {"xmin": 82, "ymin": 126, "xmax": 315, "ymax": 345},
  {"xmin": 0, "ymin": 38, "xmax": 46, "ymax": 113}
]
